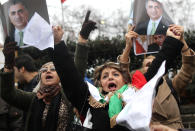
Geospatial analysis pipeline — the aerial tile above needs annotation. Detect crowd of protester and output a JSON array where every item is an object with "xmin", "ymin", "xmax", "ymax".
[{"xmin": 0, "ymin": 0, "xmax": 195, "ymax": 131}]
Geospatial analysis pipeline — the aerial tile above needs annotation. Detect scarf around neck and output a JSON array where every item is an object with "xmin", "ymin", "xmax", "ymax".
[
  {"xmin": 98, "ymin": 84, "xmax": 129, "ymax": 118},
  {"xmin": 37, "ymin": 84, "xmax": 61, "ymax": 104},
  {"xmin": 28, "ymin": 92, "xmax": 62, "ymax": 131}
]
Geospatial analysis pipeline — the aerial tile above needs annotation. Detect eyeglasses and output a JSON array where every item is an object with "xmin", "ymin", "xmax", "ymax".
[{"xmin": 40, "ymin": 67, "xmax": 56, "ymax": 73}]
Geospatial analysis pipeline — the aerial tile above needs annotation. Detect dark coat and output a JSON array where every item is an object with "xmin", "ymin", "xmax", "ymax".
[
  {"xmin": 0, "ymin": 72, "xmax": 23, "ymax": 131},
  {"xmin": 134, "ymin": 16, "xmax": 173, "ymax": 35},
  {"xmin": 0, "ymin": 97, "xmax": 23, "ymax": 131},
  {"xmin": 148, "ymin": 43, "xmax": 160, "ymax": 52}
]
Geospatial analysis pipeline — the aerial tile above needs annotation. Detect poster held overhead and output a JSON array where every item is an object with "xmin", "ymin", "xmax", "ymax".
[
  {"xmin": 23, "ymin": 12, "xmax": 54, "ymax": 50},
  {"xmin": 2, "ymin": 0, "xmax": 50, "ymax": 48},
  {"xmin": 130, "ymin": 0, "xmax": 174, "ymax": 55},
  {"xmin": 1, "ymin": 0, "xmax": 52, "ymax": 69}
]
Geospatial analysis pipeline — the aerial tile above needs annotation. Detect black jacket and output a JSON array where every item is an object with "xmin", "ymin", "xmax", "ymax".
[
  {"xmin": 134, "ymin": 16, "xmax": 173, "ymax": 35},
  {"xmin": 0, "ymin": 95, "xmax": 23, "ymax": 131}
]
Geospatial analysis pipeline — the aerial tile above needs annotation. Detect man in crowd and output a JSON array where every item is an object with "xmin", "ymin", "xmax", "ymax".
[{"xmin": 14, "ymin": 55, "xmax": 38, "ymax": 92}]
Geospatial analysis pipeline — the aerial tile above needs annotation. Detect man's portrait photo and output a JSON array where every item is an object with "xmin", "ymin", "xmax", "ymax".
[
  {"xmin": 134, "ymin": 0, "xmax": 173, "ymax": 35},
  {"xmin": 1, "ymin": 0, "xmax": 49, "ymax": 48},
  {"xmin": 8, "ymin": 0, "xmax": 28, "ymax": 47}
]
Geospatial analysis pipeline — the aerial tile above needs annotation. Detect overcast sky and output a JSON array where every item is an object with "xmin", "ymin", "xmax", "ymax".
[{"xmin": 46, "ymin": 0, "xmax": 131, "ymax": 25}]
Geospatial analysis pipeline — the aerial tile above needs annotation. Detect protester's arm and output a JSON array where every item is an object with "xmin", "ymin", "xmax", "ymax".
[
  {"xmin": 74, "ymin": 11, "xmax": 97, "ymax": 78},
  {"xmin": 169, "ymin": 25, "xmax": 192, "ymax": 56},
  {"xmin": 74, "ymin": 35, "xmax": 89, "ymax": 79},
  {"xmin": 172, "ymin": 49, "xmax": 195, "ymax": 95},
  {"xmin": 53, "ymin": 26, "xmax": 89, "ymax": 114},
  {"xmin": 117, "ymin": 26, "xmax": 138, "ymax": 74},
  {"xmin": 1, "ymin": 37, "xmax": 35, "ymax": 111},
  {"xmin": 169, "ymin": 25, "xmax": 195, "ymax": 94},
  {"xmin": 181, "ymin": 38, "xmax": 191, "ymax": 56},
  {"xmin": 0, "ymin": 71, "xmax": 34, "ymax": 111},
  {"xmin": 144, "ymin": 26, "xmax": 184, "ymax": 81}
]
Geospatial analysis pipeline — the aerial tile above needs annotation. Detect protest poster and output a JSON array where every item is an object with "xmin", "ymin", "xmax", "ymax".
[
  {"xmin": 129, "ymin": 0, "xmax": 173, "ymax": 55},
  {"xmin": 0, "ymin": 0, "xmax": 50, "ymax": 68},
  {"xmin": 1, "ymin": 0, "xmax": 49, "ymax": 48}
]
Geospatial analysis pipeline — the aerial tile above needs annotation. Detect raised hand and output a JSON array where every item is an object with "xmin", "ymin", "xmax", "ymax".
[
  {"xmin": 125, "ymin": 25, "xmax": 138, "ymax": 48},
  {"xmin": 3, "ymin": 36, "xmax": 17, "ymax": 70},
  {"xmin": 169, "ymin": 24, "xmax": 184, "ymax": 37},
  {"xmin": 119, "ymin": 26, "xmax": 138, "ymax": 64},
  {"xmin": 53, "ymin": 26, "xmax": 64, "ymax": 44},
  {"xmin": 167, "ymin": 25, "xmax": 183, "ymax": 40},
  {"xmin": 80, "ymin": 10, "xmax": 97, "ymax": 40}
]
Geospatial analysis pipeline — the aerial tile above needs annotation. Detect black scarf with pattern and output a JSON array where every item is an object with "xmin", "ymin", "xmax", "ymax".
[{"xmin": 28, "ymin": 92, "xmax": 61, "ymax": 131}]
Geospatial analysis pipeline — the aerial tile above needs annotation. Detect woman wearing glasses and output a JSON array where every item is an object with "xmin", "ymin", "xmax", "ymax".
[{"xmin": 0, "ymin": 27, "xmax": 74, "ymax": 131}]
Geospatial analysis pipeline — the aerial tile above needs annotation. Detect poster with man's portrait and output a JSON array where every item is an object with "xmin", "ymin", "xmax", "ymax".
[
  {"xmin": 0, "ymin": 0, "xmax": 50, "ymax": 68},
  {"xmin": 0, "ymin": 0, "xmax": 49, "ymax": 48},
  {"xmin": 130, "ymin": 0, "xmax": 173, "ymax": 55}
]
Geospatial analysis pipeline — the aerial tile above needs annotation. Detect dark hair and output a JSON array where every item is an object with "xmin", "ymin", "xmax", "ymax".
[
  {"xmin": 8, "ymin": 0, "xmax": 27, "ymax": 12},
  {"xmin": 15, "ymin": 55, "xmax": 37, "ymax": 72},
  {"xmin": 93, "ymin": 62, "xmax": 131, "ymax": 87},
  {"xmin": 145, "ymin": 0, "xmax": 163, "ymax": 9}
]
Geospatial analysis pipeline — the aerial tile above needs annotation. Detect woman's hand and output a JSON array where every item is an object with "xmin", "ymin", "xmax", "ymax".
[
  {"xmin": 125, "ymin": 26, "xmax": 138, "ymax": 48},
  {"xmin": 53, "ymin": 26, "xmax": 64, "ymax": 44},
  {"xmin": 168, "ymin": 25, "xmax": 190, "ymax": 55},
  {"xmin": 79, "ymin": 10, "xmax": 97, "ymax": 41},
  {"xmin": 169, "ymin": 24, "xmax": 184, "ymax": 39},
  {"xmin": 167, "ymin": 24, "xmax": 184, "ymax": 40},
  {"xmin": 119, "ymin": 26, "xmax": 138, "ymax": 64},
  {"xmin": 3, "ymin": 36, "xmax": 17, "ymax": 71}
]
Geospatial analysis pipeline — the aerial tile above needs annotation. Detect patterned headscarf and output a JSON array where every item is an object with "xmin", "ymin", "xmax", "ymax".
[{"xmin": 35, "ymin": 62, "xmax": 61, "ymax": 104}]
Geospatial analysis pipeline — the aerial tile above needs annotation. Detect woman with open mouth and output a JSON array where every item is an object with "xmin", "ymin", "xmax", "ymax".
[
  {"xmin": 0, "ymin": 25, "xmax": 77, "ymax": 131},
  {"xmin": 55, "ymin": 24, "xmax": 184, "ymax": 131},
  {"xmin": 1, "ymin": 13, "xmax": 185, "ymax": 131},
  {"xmin": 0, "ymin": 11, "xmax": 97, "ymax": 131}
]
